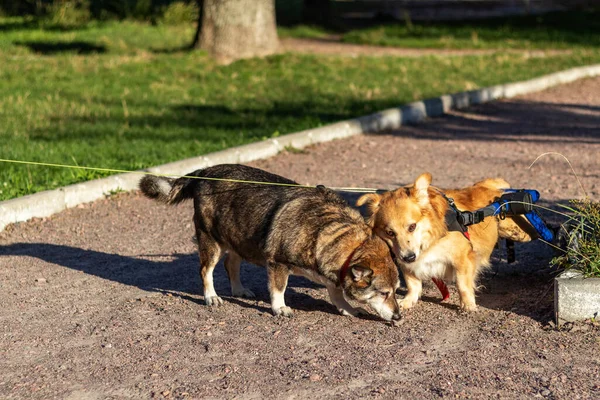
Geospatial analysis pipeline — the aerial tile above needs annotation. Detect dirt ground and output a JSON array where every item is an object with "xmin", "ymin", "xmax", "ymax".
[
  {"xmin": 279, "ymin": 37, "xmax": 571, "ymax": 58},
  {"xmin": 1, "ymin": 77, "xmax": 600, "ymax": 400}
]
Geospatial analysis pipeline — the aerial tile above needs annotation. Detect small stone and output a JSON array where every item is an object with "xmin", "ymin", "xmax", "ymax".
[
  {"xmin": 35, "ymin": 278, "xmax": 47, "ymax": 283},
  {"xmin": 540, "ymin": 389, "xmax": 551, "ymax": 396},
  {"xmin": 309, "ymin": 374, "xmax": 322, "ymax": 382},
  {"xmin": 162, "ymin": 390, "xmax": 170, "ymax": 396}
]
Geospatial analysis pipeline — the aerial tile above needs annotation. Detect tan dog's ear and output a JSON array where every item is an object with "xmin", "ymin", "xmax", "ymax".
[
  {"xmin": 414, "ymin": 173, "xmax": 432, "ymax": 207},
  {"xmin": 356, "ymin": 193, "xmax": 381, "ymax": 214}
]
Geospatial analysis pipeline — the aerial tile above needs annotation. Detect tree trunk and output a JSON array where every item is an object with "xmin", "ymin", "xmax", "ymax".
[{"xmin": 199, "ymin": 0, "xmax": 279, "ymax": 63}]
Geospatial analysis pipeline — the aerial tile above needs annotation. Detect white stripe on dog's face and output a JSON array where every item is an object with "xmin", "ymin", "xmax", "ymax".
[
  {"xmin": 345, "ymin": 274, "xmax": 400, "ymax": 321},
  {"xmin": 367, "ymin": 294, "xmax": 396, "ymax": 321}
]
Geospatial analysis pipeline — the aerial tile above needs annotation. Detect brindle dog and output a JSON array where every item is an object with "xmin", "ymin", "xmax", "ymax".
[{"xmin": 140, "ymin": 164, "xmax": 401, "ymax": 322}]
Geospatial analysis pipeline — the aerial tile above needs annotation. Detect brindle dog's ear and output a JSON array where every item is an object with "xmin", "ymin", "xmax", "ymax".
[
  {"xmin": 351, "ymin": 265, "xmax": 373, "ymax": 283},
  {"xmin": 356, "ymin": 193, "xmax": 381, "ymax": 215}
]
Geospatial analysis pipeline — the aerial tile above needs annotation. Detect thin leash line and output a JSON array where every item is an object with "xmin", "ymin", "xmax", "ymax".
[{"xmin": 0, "ymin": 158, "xmax": 380, "ymax": 193}]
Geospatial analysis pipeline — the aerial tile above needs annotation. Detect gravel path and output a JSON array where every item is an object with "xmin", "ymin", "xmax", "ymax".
[{"xmin": 1, "ymin": 77, "xmax": 599, "ymax": 399}]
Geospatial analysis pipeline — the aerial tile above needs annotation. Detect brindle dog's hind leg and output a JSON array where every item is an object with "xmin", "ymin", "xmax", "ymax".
[
  {"xmin": 224, "ymin": 251, "xmax": 255, "ymax": 298},
  {"xmin": 196, "ymin": 231, "xmax": 224, "ymax": 306},
  {"xmin": 267, "ymin": 263, "xmax": 293, "ymax": 317}
]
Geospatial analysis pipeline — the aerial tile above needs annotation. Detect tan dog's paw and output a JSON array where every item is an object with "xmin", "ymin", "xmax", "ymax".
[
  {"xmin": 274, "ymin": 306, "xmax": 294, "ymax": 318},
  {"xmin": 398, "ymin": 297, "xmax": 418, "ymax": 310},
  {"xmin": 459, "ymin": 302, "xmax": 478, "ymax": 312},
  {"xmin": 205, "ymin": 295, "xmax": 224, "ymax": 306}
]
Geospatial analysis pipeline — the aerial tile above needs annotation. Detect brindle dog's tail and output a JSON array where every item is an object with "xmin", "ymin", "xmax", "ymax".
[{"xmin": 139, "ymin": 175, "xmax": 195, "ymax": 205}]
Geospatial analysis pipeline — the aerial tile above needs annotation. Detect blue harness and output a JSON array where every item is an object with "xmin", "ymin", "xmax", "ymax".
[{"xmin": 447, "ymin": 189, "xmax": 554, "ymax": 242}]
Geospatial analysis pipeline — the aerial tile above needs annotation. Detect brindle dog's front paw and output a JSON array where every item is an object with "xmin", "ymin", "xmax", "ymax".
[
  {"xmin": 340, "ymin": 306, "xmax": 368, "ymax": 317},
  {"xmin": 205, "ymin": 295, "xmax": 224, "ymax": 306},
  {"xmin": 232, "ymin": 287, "xmax": 255, "ymax": 299},
  {"xmin": 273, "ymin": 306, "xmax": 294, "ymax": 318}
]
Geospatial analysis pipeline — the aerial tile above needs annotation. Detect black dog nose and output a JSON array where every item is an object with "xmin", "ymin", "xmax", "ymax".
[
  {"xmin": 392, "ymin": 312, "xmax": 402, "ymax": 321},
  {"xmin": 402, "ymin": 253, "xmax": 416, "ymax": 263}
]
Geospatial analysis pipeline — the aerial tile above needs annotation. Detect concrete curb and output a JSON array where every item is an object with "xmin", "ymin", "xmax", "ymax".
[
  {"xmin": 2, "ymin": 63, "xmax": 600, "ymax": 231},
  {"xmin": 554, "ymin": 270, "xmax": 600, "ymax": 326}
]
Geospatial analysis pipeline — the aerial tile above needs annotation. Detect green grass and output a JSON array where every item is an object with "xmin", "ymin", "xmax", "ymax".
[
  {"xmin": 552, "ymin": 200, "xmax": 600, "ymax": 278},
  {"xmin": 277, "ymin": 25, "xmax": 332, "ymax": 40},
  {"xmin": 1, "ymin": 17, "xmax": 600, "ymax": 200},
  {"xmin": 341, "ymin": 11, "xmax": 600, "ymax": 50}
]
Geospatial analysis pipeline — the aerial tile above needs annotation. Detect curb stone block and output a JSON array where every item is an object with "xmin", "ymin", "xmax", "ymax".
[
  {"xmin": 3, "ymin": 63, "xmax": 600, "ymax": 231},
  {"xmin": 554, "ymin": 270, "xmax": 600, "ymax": 326}
]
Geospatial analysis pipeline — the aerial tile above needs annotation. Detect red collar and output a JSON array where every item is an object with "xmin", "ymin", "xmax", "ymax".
[{"xmin": 339, "ymin": 246, "xmax": 360, "ymax": 285}]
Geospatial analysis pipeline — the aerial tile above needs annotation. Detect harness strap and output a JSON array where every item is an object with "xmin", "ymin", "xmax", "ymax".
[{"xmin": 442, "ymin": 194, "xmax": 471, "ymax": 241}]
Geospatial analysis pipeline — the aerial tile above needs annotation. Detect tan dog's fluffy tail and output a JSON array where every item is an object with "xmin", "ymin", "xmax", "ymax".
[
  {"xmin": 139, "ymin": 175, "xmax": 192, "ymax": 205},
  {"xmin": 474, "ymin": 178, "xmax": 510, "ymax": 191}
]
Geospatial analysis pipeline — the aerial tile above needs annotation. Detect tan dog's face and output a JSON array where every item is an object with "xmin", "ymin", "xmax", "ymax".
[
  {"xmin": 342, "ymin": 236, "xmax": 401, "ymax": 321},
  {"xmin": 357, "ymin": 173, "xmax": 446, "ymax": 264}
]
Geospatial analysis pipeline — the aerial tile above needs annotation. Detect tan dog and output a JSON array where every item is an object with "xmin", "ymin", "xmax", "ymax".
[{"xmin": 358, "ymin": 173, "xmax": 521, "ymax": 311}]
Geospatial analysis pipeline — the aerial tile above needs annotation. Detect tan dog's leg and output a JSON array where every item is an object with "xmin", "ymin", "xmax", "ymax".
[
  {"xmin": 196, "ymin": 231, "xmax": 224, "ymax": 306},
  {"xmin": 224, "ymin": 251, "xmax": 255, "ymax": 298},
  {"xmin": 267, "ymin": 263, "xmax": 293, "ymax": 317},
  {"xmin": 455, "ymin": 251, "xmax": 478, "ymax": 311},
  {"xmin": 398, "ymin": 264, "xmax": 422, "ymax": 309}
]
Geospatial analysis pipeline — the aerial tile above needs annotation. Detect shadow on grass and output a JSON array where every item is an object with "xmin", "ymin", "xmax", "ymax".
[
  {"xmin": 14, "ymin": 40, "xmax": 106, "ymax": 54},
  {"xmin": 0, "ymin": 19, "xmax": 38, "ymax": 32},
  {"xmin": 0, "ymin": 18, "xmax": 91, "ymax": 32},
  {"xmin": 35, "ymin": 95, "xmax": 600, "ymax": 147}
]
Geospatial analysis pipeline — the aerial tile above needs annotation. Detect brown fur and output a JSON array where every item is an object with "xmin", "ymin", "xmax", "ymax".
[
  {"xmin": 358, "ymin": 174, "xmax": 520, "ymax": 311},
  {"xmin": 140, "ymin": 164, "xmax": 401, "ymax": 322}
]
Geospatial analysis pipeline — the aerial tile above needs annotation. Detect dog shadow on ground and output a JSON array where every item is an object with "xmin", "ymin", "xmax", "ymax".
[
  {"xmin": 1, "ymin": 234, "xmax": 558, "ymax": 324},
  {"xmin": 0, "ymin": 242, "xmax": 377, "ymax": 319}
]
